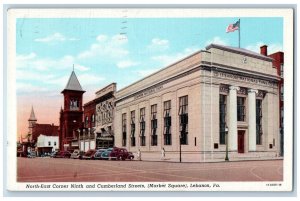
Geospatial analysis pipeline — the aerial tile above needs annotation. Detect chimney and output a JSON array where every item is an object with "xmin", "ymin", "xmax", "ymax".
[{"xmin": 260, "ymin": 45, "xmax": 268, "ymax": 56}]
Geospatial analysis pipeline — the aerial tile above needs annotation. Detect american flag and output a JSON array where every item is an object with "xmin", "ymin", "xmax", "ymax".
[{"xmin": 226, "ymin": 20, "xmax": 240, "ymax": 33}]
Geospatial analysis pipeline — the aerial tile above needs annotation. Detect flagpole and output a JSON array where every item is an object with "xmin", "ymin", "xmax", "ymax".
[{"xmin": 239, "ymin": 19, "xmax": 241, "ymax": 48}]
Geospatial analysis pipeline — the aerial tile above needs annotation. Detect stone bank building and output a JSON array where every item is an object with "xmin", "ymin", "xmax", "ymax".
[{"xmin": 114, "ymin": 44, "xmax": 280, "ymax": 161}]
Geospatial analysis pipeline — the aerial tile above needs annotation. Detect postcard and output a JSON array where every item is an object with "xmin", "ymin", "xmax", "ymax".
[{"xmin": 5, "ymin": 7, "xmax": 294, "ymax": 192}]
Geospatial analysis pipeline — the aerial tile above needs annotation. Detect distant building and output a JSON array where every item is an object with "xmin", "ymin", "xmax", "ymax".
[
  {"xmin": 77, "ymin": 83, "xmax": 116, "ymax": 151},
  {"xmin": 267, "ymin": 47, "xmax": 284, "ymax": 156},
  {"xmin": 94, "ymin": 83, "xmax": 116, "ymax": 148},
  {"xmin": 36, "ymin": 134, "xmax": 59, "ymax": 156},
  {"xmin": 27, "ymin": 106, "xmax": 59, "ymax": 144},
  {"xmin": 79, "ymin": 99, "xmax": 96, "ymax": 151},
  {"xmin": 59, "ymin": 70, "xmax": 85, "ymax": 151},
  {"xmin": 18, "ymin": 106, "xmax": 59, "ymax": 156}
]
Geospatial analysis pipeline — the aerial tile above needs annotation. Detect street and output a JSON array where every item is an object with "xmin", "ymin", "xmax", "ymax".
[{"xmin": 17, "ymin": 158, "xmax": 283, "ymax": 182}]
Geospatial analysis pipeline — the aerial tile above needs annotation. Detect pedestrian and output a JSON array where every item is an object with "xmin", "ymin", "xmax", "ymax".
[
  {"xmin": 161, "ymin": 148, "xmax": 165, "ymax": 160},
  {"xmin": 137, "ymin": 149, "xmax": 141, "ymax": 161}
]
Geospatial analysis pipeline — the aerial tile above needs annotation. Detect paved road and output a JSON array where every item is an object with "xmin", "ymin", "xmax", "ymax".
[{"xmin": 17, "ymin": 158, "xmax": 283, "ymax": 182}]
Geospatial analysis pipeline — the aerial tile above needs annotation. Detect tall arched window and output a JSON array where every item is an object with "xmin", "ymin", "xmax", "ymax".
[{"xmin": 85, "ymin": 116, "xmax": 89, "ymax": 127}]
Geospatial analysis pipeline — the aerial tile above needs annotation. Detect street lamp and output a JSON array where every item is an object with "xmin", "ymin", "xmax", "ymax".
[
  {"xmin": 225, "ymin": 125, "xmax": 229, "ymax": 161},
  {"xmin": 179, "ymin": 134, "xmax": 182, "ymax": 163},
  {"xmin": 77, "ymin": 129, "xmax": 81, "ymax": 151}
]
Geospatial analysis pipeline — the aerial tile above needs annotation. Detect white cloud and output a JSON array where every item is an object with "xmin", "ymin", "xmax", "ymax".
[
  {"xmin": 77, "ymin": 34, "xmax": 129, "ymax": 60},
  {"xmin": 44, "ymin": 75, "xmax": 70, "ymax": 87},
  {"xmin": 16, "ymin": 53, "xmax": 91, "ymax": 72},
  {"xmin": 205, "ymin": 36, "xmax": 227, "ymax": 46},
  {"xmin": 16, "ymin": 52, "xmax": 36, "ymax": 61},
  {"xmin": 35, "ymin": 32, "xmax": 79, "ymax": 43},
  {"xmin": 44, "ymin": 73, "xmax": 105, "ymax": 88},
  {"xmin": 96, "ymin": 35, "xmax": 108, "ymax": 42},
  {"xmin": 77, "ymin": 73, "xmax": 106, "ymax": 86},
  {"xmin": 147, "ymin": 38, "xmax": 169, "ymax": 51},
  {"xmin": 17, "ymin": 82, "xmax": 49, "ymax": 93},
  {"xmin": 152, "ymin": 47, "xmax": 198, "ymax": 66},
  {"xmin": 16, "ymin": 70, "xmax": 56, "ymax": 82},
  {"xmin": 117, "ymin": 60, "xmax": 139, "ymax": 69},
  {"xmin": 75, "ymin": 64, "xmax": 90, "ymax": 71},
  {"xmin": 16, "ymin": 53, "xmax": 37, "ymax": 69},
  {"xmin": 245, "ymin": 42, "xmax": 283, "ymax": 54}
]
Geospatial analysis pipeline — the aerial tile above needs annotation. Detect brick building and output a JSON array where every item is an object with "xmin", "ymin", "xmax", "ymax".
[
  {"xmin": 78, "ymin": 100, "xmax": 96, "ymax": 151},
  {"xmin": 59, "ymin": 70, "xmax": 85, "ymax": 151},
  {"xmin": 27, "ymin": 106, "xmax": 59, "ymax": 144},
  {"xmin": 267, "ymin": 47, "xmax": 284, "ymax": 156},
  {"xmin": 18, "ymin": 106, "xmax": 59, "ymax": 156}
]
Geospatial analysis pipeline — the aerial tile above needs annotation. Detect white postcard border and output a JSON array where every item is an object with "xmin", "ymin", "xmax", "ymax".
[{"xmin": 6, "ymin": 8, "xmax": 294, "ymax": 192}]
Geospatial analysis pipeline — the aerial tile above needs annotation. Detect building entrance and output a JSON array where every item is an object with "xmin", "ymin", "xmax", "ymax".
[{"xmin": 238, "ymin": 130, "xmax": 245, "ymax": 153}]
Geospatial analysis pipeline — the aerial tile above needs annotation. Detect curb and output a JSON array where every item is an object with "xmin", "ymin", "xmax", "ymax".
[{"xmin": 131, "ymin": 158, "xmax": 284, "ymax": 164}]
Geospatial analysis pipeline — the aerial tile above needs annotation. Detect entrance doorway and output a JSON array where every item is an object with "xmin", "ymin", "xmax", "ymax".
[{"xmin": 238, "ymin": 130, "xmax": 245, "ymax": 153}]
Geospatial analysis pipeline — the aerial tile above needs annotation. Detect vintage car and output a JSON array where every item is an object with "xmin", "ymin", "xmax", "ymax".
[
  {"xmin": 50, "ymin": 151, "xmax": 60, "ymax": 158},
  {"xmin": 27, "ymin": 151, "xmax": 36, "ymax": 158},
  {"xmin": 70, "ymin": 149, "xmax": 83, "ymax": 159},
  {"xmin": 81, "ymin": 149, "xmax": 97, "ymax": 160},
  {"xmin": 109, "ymin": 147, "xmax": 134, "ymax": 160},
  {"xmin": 100, "ymin": 148, "xmax": 114, "ymax": 160},
  {"xmin": 94, "ymin": 149, "xmax": 107, "ymax": 160},
  {"xmin": 52, "ymin": 151, "xmax": 71, "ymax": 158}
]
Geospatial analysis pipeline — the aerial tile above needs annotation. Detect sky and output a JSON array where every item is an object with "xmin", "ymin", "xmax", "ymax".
[{"xmin": 16, "ymin": 17, "xmax": 283, "ymax": 137}]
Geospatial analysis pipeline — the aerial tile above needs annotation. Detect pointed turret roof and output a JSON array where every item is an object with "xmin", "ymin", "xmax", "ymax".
[
  {"xmin": 62, "ymin": 70, "xmax": 84, "ymax": 92},
  {"xmin": 28, "ymin": 106, "xmax": 37, "ymax": 121}
]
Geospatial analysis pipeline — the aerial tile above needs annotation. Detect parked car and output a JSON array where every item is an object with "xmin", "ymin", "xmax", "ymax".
[
  {"xmin": 50, "ymin": 151, "xmax": 60, "ymax": 158},
  {"xmin": 109, "ymin": 147, "xmax": 134, "ymax": 160},
  {"xmin": 60, "ymin": 151, "xmax": 71, "ymax": 158},
  {"xmin": 100, "ymin": 148, "xmax": 114, "ymax": 160},
  {"xmin": 52, "ymin": 151, "xmax": 71, "ymax": 158},
  {"xmin": 81, "ymin": 149, "xmax": 97, "ymax": 160},
  {"xmin": 70, "ymin": 149, "xmax": 81, "ymax": 159},
  {"xmin": 40, "ymin": 152, "xmax": 51, "ymax": 157},
  {"xmin": 27, "ymin": 151, "xmax": 36, "ymax": 158},
  {"xmin": 94, "ymin": 149, "xmax": 107, "ymax": 160}
]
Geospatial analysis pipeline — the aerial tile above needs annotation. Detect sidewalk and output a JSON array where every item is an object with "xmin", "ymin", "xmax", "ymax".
[{"xmin": 133, "ymin": 151, "xmax": 283, "ymax": 163}]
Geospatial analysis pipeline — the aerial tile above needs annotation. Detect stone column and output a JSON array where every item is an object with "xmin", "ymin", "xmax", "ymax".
[
  {"xmin": 228, "ymin": 86, "xmax": 240, "ymax": 151},
  {"xmin": 248, "ymin": 89, "xmax": 258, "ymax": 151}
]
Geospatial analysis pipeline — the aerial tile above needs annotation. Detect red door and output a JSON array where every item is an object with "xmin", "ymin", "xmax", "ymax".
[{"xmin": 238, "ymin": 130, "xmax": 245, "ymax": 153}]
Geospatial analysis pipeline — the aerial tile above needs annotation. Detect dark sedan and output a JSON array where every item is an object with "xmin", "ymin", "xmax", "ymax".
[
  {"xmin": 52, "ymin": 151, "xmax": 71, "ymax": 158},
  {"xmin": 109, "ymin": 147, "xmax": 134, "ymax": 160},
  {"xmin": 81, "ymin": 149, "xmax": 97, "ymax": 160}
]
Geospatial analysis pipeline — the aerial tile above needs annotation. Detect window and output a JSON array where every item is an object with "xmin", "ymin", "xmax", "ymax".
[
  {"xmin": 164, "ymin": 100, "xmax": 172, "ymax": 145},
  {"xmin": 280, "ymin": 85, "xmax": 284, "ymax": 101},
  {"xmin": 151, "ymin": 104, "xmax": 158, "ymax": 146},
  {"xmin": 48, "ymin": 141, "xmax": 51, "ymax": 146},
  {"xmin": 219, "ymin": 94, "xmax": 227, "ymax": 144},
  {"xmin": 256, "ymin": 99, "xmax": 263, "ymax": 145},
  {"xmin": 237, "ymin": 97, "xmax": 246, "ymax": 121},
  {"xmin": 281, "ymin": 106, "xmax": 284, "ymax": 128},
  {"xmin": 70, "ymin": 99, "xmax": 79, "ymax": 111},
  {"xmin": 130, "ymin": 111, "xmax": 136, "ymax": 147},
  {"xmin": 140, "ymin": 108, "xmax": 146, "ymax": 146},
  {"xmin": 179, "ymin": 96, "xmax": 188, "ymax": 145},
  {"xmin": 122, "ymin": 113, "xmax": 127, "ymax": 146},
  {"xmin": 280, "ymin": 64, "xmax": 284, "ymax": 77},
  {"xmin": 54, "ymin": 142, "xmax": 57, "ymax": 146},
  {"xmin": 85, "ymin": 116, "xmax": 89, "ymax": 127}
]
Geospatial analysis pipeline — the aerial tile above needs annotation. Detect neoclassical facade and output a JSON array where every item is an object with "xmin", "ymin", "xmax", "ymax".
[{"xmin": 114, "ymin": 44, "xmax": 280, "ymax": 160}]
